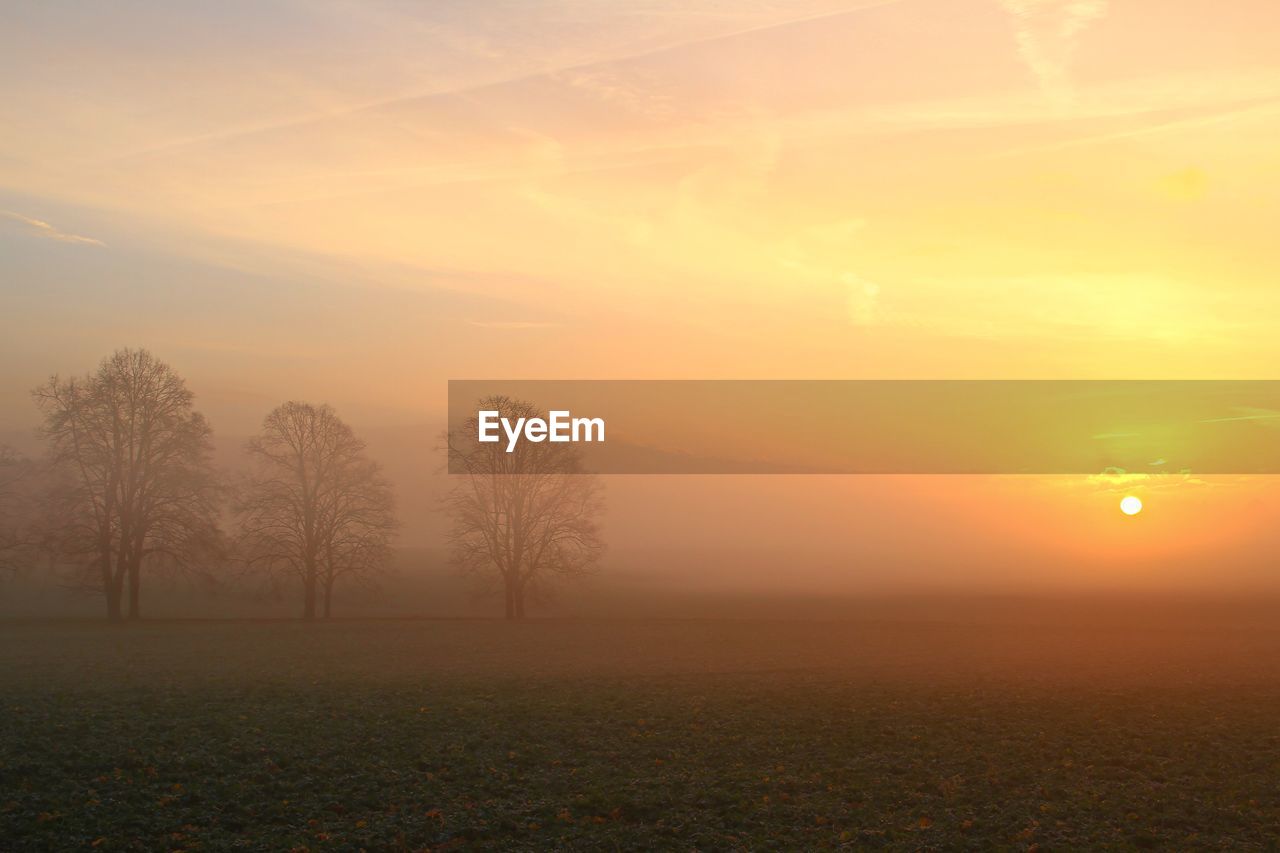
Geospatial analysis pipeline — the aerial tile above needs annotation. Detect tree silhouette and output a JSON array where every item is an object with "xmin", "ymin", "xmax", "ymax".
[
  {"xmin": 446, "ymin": 395, "xmax": 604, "ymax": 619},
  {"xmin": 238, "ymin": 402, "xmax": 397, "ymax": 619},
  {"xmin": 32, "ymin": 349, "xmax": 222, "ymax": 620},
  {"xmin": 0, "ymin": 445, "xmax": 34, "ymax": 578}
]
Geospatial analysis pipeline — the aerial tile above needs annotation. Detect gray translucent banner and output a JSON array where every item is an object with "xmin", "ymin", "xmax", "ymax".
[{"xmin": 447, "ymin": 380, "xmax": 1280, "ymax": 474}]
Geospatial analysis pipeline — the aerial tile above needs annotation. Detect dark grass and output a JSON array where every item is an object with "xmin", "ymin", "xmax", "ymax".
[{"xmin": 3, "ymin": 615, "xmax": 1280, "ymax": 850}]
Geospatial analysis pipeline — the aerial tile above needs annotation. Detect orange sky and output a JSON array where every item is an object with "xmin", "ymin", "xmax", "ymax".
[{"xmin": 3, "ymin": 1, "xmax": 1280, "ymax": 592}]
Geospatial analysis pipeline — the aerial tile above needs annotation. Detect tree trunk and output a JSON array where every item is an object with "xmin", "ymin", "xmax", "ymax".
[
  {"xmin": 514, "ymin": 591, "xmax": 526, "ymax": 619},
  {"xmin": 105, "ymin": 581, "xmax": 123, "ymax": 622},
  {"xmin": 323, "ymin": 577, "xmax": 334, "ymax": 619},
  {"xmin": 109, "ymin": 563, "xmax": 128, "ymax": 622},
  {"xmin": 127, "ymin": 561, "xmax": 141, "ymax": 620},
  {"xmin": 101, "ymin": 550, "xmax": 122, "ymax": 622},
  {"xmin": 302, "ymin": 556, "xmax": 317, "ymax": 620},
  {"xmin": 503, "ymin": 575, "xmax": 516, "ymax": 620}
]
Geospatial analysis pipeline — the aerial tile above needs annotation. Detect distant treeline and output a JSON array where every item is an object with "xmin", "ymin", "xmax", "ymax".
[{"xmin": 0, "ymin": 349, "xmax": 603, "ymax": 621}]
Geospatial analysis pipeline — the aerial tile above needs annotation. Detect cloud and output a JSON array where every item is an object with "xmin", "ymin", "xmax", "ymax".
[
  {"xmin": 1158, "ymin": 166, "xmax": 1207, "ymax": 201},
  {"xmin": 1086, "ymin": 467, "xmax": 1208, "ymax": 490},
  {"xmin": 1199, "ymin": 407, "xmax": 1280, "ymax": 425},
  {"xmin": 999, "ymin": 0, "xmax": 1107, "ymax": 103},
  {"xmin": 555, "ymin": 67, "xmax": 676, "ymax": 121},
  {"xmin": 990, "ymin": 97, "xmax": 1280, "ymax": 160},
  {"xmin": 0, "ymin": 210, "xmax": 105, "ymax": 247},
  {"xmin": 841, "ymin": 272, "xmax": 881, "ymax": 327},
  {"xmin": 467, "ymin": 320, "xmax": 560, "ymax": 330},
  {"xmin": 97, "ymin": 0, "xmax": 913, "ymax": 166}
]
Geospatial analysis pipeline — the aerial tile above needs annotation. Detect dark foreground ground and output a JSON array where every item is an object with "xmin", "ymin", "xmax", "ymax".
[{"xmin": 4, "ymin": 607, "xmax": 1280, "ymax": 850}]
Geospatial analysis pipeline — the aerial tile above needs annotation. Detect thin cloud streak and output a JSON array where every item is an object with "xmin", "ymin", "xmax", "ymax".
[
  {"xmin": 96, "ymin": 0, "xmax": 912, "ymax": 166},
  {"xmin": 999, "ymin": 0, "xmax": 1108, "ymax": 103},
  {"xmin": 0, "ymin": 210, "xmax": 105, "ymax": 246},
  {"xmin": 988, "ymin": 96, "xmax": 1280, "ymax": 160},
  {"xmin": 467, "ymin": 320, "xmax": 561, "ymax": 330}
]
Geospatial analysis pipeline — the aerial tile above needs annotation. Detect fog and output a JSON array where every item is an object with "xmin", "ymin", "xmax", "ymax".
[{"xmin": 5, "ymin": 395, "xmax": 1279, "ymax": 621}]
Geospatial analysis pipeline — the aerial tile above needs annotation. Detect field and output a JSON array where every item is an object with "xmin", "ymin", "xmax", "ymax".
[{"xmin": 4, "ymin": 608, "xmax": 1280, "ymax": 850}]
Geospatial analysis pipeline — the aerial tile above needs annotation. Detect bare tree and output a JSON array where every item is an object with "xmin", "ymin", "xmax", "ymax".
[
  {"xmin": 237, "ymin": 402, "xmax": 397, "ymax": 619},
  {"xmin": 31, "ymin": 349, "xmax": 223, "ymax": 620},
  {"xmin": 0, "ymin": 445, "xmax": 35, "ymax": 578},
  {"xmin": 445, "ymin": 395, "xmax": 604, "ymax": 619}
]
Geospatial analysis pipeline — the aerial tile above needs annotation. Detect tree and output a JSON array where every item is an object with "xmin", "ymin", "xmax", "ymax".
[
  {"xmin": 237, "ymin": 402, "xmax": 397, "ymax": 619},
  {"xmin": 0, "ymin": 445, "xmax": 35, "ymax": 578},
  {"xmin": 445, "ymin": 395, "xmax": 604, "ymax": 619},
  {"xmin": 31, "ymin": 349, "xmax": 222, "ymax": 620}
]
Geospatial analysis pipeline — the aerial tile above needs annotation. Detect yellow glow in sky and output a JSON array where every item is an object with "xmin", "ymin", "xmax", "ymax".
[
  {"xmin": 3, "ymin": 1, "xmax": 1280, "ymax": 591},
  {"xmin": 3, "ymin": 0, "xmax": 1280, "ymax": 407}
]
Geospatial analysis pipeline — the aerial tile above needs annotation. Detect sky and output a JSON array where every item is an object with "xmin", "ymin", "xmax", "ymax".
[{"xmin": 3, "ymin": 0, "xmax": 1280, "ymax": 595}]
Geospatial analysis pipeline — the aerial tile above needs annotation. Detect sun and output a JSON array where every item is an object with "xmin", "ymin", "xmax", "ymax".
[{"xmin": 1120, "ymin": 495, "xmax": 1143, "ymax": 516}]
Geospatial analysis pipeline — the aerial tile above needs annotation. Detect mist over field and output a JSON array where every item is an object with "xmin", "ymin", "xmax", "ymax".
[
  {"xmin": 6, "ymin": 0, "xmax": 1280, "ymax": 847},
  {"xmin": 5, "ymin": 395, "xmax": 1280, "ymax": 620}
]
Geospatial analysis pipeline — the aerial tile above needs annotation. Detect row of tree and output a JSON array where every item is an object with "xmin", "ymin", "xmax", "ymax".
[{"xmin": 0, "ymin": 349, "xmax": 605, "ymax": 621}]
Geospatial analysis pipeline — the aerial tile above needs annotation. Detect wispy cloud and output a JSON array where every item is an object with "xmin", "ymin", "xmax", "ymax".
[
  {"xmin": 1086, "ymin": 467, "xmax": 1208, "ymax": 490},
  {"xmin": 1000, "ymin": 0, "xmax": 1107, "ymax": 103},
  {"xmin": 0, "ymin": 210, "xmax": 105, "ymax": 247},
  {"xmin": 467, "ymin": 320, "xmax": 560, "ymax": 330},
  {"xmin": 98, "ymin": 0, "xmax": 911, "ymax": 166},
  {"xmin": 1199, "ymin": 408, "xmax": 1280, "ymax": 425},
  {"xmin": 841, "ymin": 272, "xmax": 881, "ymax": 327},
  {"xmin": 991, "ymin": 96, "xmax": 1280, "ymax": 160}
]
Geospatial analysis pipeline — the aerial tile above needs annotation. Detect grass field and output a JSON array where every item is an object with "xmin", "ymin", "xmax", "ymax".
[{"xmin": 4, "ymin": 610, "xmax": 1280, "ymax": 850}]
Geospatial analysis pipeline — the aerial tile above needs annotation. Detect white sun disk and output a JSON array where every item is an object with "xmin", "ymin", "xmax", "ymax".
[{"xmin": 1120, "ymin": 495, "xmax": 1143, "ymax": 516}]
